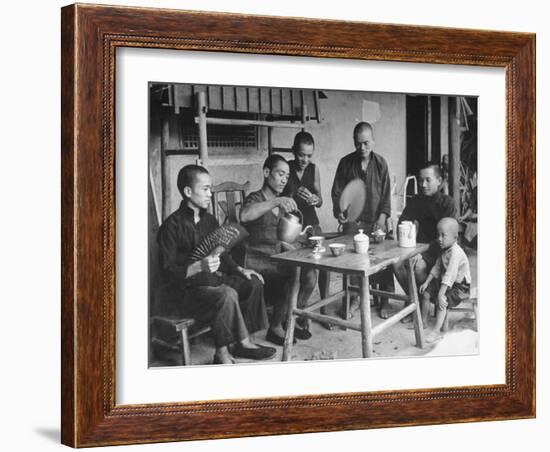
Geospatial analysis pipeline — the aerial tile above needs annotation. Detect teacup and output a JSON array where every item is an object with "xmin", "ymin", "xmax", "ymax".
[
  {"xmin": 371, "ymin": 229, "xmax": 386, "ymax": 243},
  {"xmin": 308, "ymin": 236, "xmax": 324, "ymax": 248},
  {"xmin": 328, "ymin": 243, "xmax": 346, "ymax": 257}
]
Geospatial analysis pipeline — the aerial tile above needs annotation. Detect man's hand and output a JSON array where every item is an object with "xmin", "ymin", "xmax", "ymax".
[
  {"xmin": 276, "ymin": 197, "xmax": 298, "ymax": 213},
  {"xmin": 297, "ymin": 186, "xmax": 313, "ymax": 202},
  {"xmin": 201, "ymin": 255, "xmax": 220, "ymax": 273},
  {"xmin": 307, "ymin": 194, "xmax": 321, "ymax": 206},
  {"xmin": 238, "ymin": 267, "xmax": 264, "ymax": 284},
  {"xmin": 337, "ymin": 211, "xmax": 349, "ymax": 224},
  {"xmin": 280, "ymin": 241, "xmax": 297, "ymax": 251},
  {"xmin": 373, "ymin": 217, "xmax": 386, "ymax": 233}
]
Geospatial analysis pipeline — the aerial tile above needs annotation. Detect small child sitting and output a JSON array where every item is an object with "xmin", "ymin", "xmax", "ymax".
[{"xmin": 419, "ymin": 217, "xmax": 472, "ymax": 343}]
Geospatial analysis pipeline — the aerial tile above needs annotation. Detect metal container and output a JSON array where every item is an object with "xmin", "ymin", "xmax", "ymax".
[{"xmin": 277, "ymin": 210, "xmax": 313, "ymax": 243}]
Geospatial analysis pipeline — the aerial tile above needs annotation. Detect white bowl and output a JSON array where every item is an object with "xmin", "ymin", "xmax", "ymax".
[{"xmin": 329, "ymin": 243, "xmax": 346, "ymax": 256}]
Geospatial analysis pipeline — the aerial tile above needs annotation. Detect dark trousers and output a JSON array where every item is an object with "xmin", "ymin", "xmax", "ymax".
[{"xmin": 182, "ymin": 274, "xmax": 268, "ymax": 347}]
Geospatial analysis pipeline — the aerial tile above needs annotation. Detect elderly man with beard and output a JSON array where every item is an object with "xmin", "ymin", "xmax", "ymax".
[{"xmin": 240, "ymin": 154, "xmax": 316, "ymax": 346}]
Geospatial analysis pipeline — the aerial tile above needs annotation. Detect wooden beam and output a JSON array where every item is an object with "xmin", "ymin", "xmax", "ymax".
[
  {"xmin": 449, "ymin": 96, "xmax": 461, "ymax": 210},
  {"xmin": 349, "ymin": 285, "xmax": 410, "ymax": 303},
  {"xmin": 369, "ymin": 289, "xmax": 410, "ymax": 302},
  {"xmin": 302, "ymin": 290, "xmax": 347, "ymax": 312},
  {"xmin": 196, "ymin": 91, "xmax": 208, "ymax": 166},
  {"xmin": 293, "ymin": 308, "xmax": 362, "ymax": 332},
  {"xmin": 195, "ymin": 116, "xmax": 304, "ymax": 128},
  {"xmin": 371, "ymin": 303, "xmax": 417, "ymax": 337}
]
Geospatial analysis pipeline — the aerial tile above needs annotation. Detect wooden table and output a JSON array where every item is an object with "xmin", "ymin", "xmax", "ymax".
[{"xmin": 270, "ymin": 236, "xmax": 429, "ymax": 360}]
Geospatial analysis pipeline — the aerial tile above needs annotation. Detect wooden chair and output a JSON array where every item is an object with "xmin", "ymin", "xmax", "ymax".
[
  {"xmin": 211, "ymin": 180, "xmax": 250, "ymax": 267},
  {"xmin": 211, "ymin": 181, "xmax": 250, "ymax": 224}
]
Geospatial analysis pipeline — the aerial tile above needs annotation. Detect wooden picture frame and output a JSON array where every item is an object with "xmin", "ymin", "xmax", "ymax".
[{"xmin": 61, "ymin": 3, "xmax": 535, "ymax": 447}]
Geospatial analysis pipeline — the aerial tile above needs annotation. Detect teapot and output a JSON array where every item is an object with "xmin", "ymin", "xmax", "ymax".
[{"xmin": 277, "ymin": 210, "xmax": 313, "ymax": 243}]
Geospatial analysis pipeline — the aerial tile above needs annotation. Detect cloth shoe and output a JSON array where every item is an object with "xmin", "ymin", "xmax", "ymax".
[
  {"xmin": 232, "ymin": 344, "xmax": 276, "ymax": 360},
  {"xmin": 266, "ymin": 329, "xmax": 296, "ymax": 346},
  {"xmin": 282, "ymin": 320, "xmax": 312, "ymax": 340}
]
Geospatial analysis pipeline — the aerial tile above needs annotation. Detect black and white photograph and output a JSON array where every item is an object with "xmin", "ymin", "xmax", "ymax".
[
  {"xmin": 148, "ymin": 82, "xmax": 479, "ymax": 367},
  {"xmin": 3, "ymin": 0, "xmax": 544, "ymax": 450}
]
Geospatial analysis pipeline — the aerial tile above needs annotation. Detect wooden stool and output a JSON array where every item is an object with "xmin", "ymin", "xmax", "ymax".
[
  {"xmin": 442, "ymin": 297, "xmax": 478, "ymax": 332},
  {"xmin": 151, "ymin": 316, "xmax": 211, "ymax": 365}
]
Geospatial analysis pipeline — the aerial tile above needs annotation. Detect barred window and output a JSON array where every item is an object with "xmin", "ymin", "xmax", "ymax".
[{"xmin": 181, "ymin": 123, "xmax": 258, "ymax": 150}]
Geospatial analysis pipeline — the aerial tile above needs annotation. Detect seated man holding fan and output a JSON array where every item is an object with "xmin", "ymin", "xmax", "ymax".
[{"xmin": 157, "ymin": 165, "xmax": 275, "ymax": 364}]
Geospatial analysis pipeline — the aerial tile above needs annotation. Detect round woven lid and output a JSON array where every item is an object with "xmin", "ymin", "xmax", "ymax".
[{"xmin": 339, "ymin": 178, "xmax": 366, "ymax": 222}]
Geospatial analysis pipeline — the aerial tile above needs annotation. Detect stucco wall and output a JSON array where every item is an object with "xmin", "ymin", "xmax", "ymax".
[
  {"xmin": 151, "ymin": 89, "xmax": 408, "ymax": 231},
  {"xmin": 271, "ymin": 90, "xmax": 407, "ymax": 231}
]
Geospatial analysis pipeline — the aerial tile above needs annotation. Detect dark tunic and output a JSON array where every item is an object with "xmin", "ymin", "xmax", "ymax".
[
  {"xmin": 283, "ymin": 160, "xmax": 320, "ymax": 227},
  {"xmin": 331, "ymin": 151, "xmax": 391, "ymax": 225},
  {"xmin": 398, "ymin": 192, "xmax": 457, "ymax": 265},
  {"xmin": 398, "ymin": 192, "xmax": 457, "ymax": 243},
  {"xmin": 156, "ymin": 201, "xmax": 268, "ymax": 346},
  {"xmin": 157, "ymin": 201, "xmax": 239, "ymax": 288}
]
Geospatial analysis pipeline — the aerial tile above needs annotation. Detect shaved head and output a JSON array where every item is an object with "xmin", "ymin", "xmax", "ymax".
[
  {"xmin": 437, "ymin": 217, "xmax": 459, "ymax": 237},
  {"xmin": 353, "ymin": 121, "xmax": 374, "ymax": 140}
]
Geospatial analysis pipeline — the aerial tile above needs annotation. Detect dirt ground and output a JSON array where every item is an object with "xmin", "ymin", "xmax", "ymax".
[{"xmin": 153, "ymin": 247, "xmax": 478, "ymax": 367}]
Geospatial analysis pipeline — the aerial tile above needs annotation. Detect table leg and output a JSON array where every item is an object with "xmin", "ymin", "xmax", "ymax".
[
  {"xmin": 342, "ymin": 275, "xmax": 350, "ymax": 321},
  {"xmin": 282, "ymin": 266, "xmax": 301, "ymax": 361},
  {"xmin": 406, "ymin": 257, "xmax": 425, "ymax": 349},
  {"xmin": 319, "ymin": 271, "xmax": 334, "ymax": 330},
  {"xmin": 359, "ymin": 275, "xmax": 373, "ymax": 358}
]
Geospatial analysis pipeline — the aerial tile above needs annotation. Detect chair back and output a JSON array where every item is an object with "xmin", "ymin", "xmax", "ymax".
[{"xmin": 211, "ymin": 181, "xmax": 250, "ymax": 224}]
